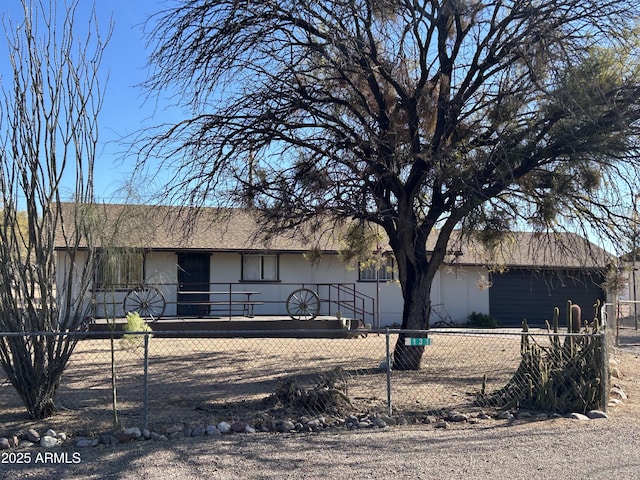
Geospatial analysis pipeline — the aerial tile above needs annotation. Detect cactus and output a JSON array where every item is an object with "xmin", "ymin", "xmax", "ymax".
[
  {"xmin": 476, "ymin": 301, "xmax": 607, "ymax": 414},
  {"xmin": 569, "ymin": 303, "xmax": 582, "ymax": 333}
]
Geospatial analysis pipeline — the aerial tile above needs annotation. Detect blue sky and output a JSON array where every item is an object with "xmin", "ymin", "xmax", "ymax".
[
  {"xmin": 1, "ymin": 0, "xmax": 172, "ymax": 202},
  {"xmin": 0, "ymin": 1, "xmax": 625, "ymax": 254}
]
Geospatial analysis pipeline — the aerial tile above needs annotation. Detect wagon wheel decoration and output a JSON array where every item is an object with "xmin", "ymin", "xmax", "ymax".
[
  {"xmin": 286, "ymin": 288, "xmax": 321, "ymax": 320},
  {"xmin": 123, "ymin": 286, "xmax": 166, "ymax": 321}
]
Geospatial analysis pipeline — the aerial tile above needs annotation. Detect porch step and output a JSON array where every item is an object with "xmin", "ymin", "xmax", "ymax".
[{"xmin": 87, "ymin": 316, "xmax": 358, "ymax": 339}]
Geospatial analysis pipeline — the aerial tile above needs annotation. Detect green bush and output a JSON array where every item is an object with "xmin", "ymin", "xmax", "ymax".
[
  {"xmin": 467, "ymin": 311, "xmax": 501, "ymax": 328},
  {"xmin": 120, "ymin": 311, "xmax": 152, "ymax": 349}
]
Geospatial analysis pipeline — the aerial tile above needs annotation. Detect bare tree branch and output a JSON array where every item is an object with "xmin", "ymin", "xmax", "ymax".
[
  {"xmin": 0, "ymin": 0, "xmax": 111, "ymax": 418},
  {"xmin": 136, "ymin": 0, "xmax": 640, "ymax": 369}
]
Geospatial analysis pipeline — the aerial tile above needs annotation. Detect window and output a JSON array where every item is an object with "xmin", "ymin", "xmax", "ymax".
[
  {"xmin": 359, "ymin": 256, "xmax": 395, "ymax": 281},
  {"xmin": 242, "ymin": 254, "xmax": 279, "ymax": 281},
  {"xmin": 95, "ymin": 250, "xmax": 144, "ymax": 289}
]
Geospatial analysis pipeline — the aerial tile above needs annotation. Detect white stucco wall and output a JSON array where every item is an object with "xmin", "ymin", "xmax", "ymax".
[
  {"xmin": 435, "ymin": 265, "xmax": 491, "ymax": 324},
  {"xmin": 57, "ymin": 249, "xmax": 491, "ymax": 326}
]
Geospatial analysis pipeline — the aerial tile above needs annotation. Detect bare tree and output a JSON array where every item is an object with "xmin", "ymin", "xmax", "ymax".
[
  {"xmin": 0, "ymin": 0, "xmax": 110, "ymax": 418},
  {"xmin": 138, "ymin": 0, "xmax": 640, "ymax": 369}
]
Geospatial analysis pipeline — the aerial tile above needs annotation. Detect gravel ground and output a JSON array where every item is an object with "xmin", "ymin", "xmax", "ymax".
[
  {"xmin": 2, "ymin": 346, "xmax": 639, "ymax": 480},
  {"xmin": 2, "ymin": 416, "xmax": 639, "ymax": 479}
]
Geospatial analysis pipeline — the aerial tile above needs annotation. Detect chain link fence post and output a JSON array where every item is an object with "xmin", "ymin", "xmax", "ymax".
[
  {"xmin": 600, "ymin": 331, "xmax": 609, "ymax": 413},
  {"xmin": 143, "ymin": 333, "xmax": 150, "ymax": 430},
  {"xmin": 385, "ymin": 327, "xmax": 392, "ymax": 416}
]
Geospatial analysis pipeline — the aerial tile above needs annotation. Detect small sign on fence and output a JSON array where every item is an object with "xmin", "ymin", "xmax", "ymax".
[{"xmin": 405, "ymin": 337, "xmax": 431, "ymax": 346}]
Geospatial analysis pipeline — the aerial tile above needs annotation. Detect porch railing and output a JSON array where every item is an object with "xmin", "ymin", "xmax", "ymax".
[{"xmin": 90, "ymin": 282, "xmax": 376, "ymax": 327}]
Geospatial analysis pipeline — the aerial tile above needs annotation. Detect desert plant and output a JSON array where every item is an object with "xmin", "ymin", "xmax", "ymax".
[
  {"xmin": 0, "ymin": 1, "xmax": 110, "ymax": 419},
  {"xmin": 467, "ymin": 311, "xmax": 502, "ymax": 328},
  {"xmin": 476, "ymin": 301, "xmax": 607, "ymax": 414},
  {"xmin": 120, "ymin": 311, "xmax": 152, "ymax": 350}
]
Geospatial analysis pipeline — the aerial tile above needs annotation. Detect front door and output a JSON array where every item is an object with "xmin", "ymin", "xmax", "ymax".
[{"xmin": 177, "ymin": 253, "xmax": 211, "ymax": 316}]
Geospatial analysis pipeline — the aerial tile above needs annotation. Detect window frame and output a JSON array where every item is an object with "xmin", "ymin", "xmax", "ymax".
[
  {"xmin": 94, "ymin": 249, "xmax": 145, "ymax": 291},
  {"xmin": 241, "ymin": 253, "xmax": 280, "ymax": 282},
  {"xmin": 358, "ymin": 255, "xmax": 395, "ymax": 282}
]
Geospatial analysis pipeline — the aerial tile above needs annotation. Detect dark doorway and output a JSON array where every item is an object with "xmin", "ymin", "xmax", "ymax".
[{"xmin": 177, "ymin": 253, "xmax": 211, "ymax": 316}]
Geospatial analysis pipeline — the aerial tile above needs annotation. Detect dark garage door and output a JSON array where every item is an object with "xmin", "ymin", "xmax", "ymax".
[{"xmin": 489, "ymin": 269, "xmax": 605, "ymax": 327}]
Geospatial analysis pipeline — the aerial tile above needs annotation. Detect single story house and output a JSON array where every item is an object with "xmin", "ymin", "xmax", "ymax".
[{"xmin": 54, "ymin": 203, "xmax": 612, "ymax": 328}]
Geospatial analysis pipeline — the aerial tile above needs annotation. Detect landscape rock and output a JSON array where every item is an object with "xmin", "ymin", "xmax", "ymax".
[
  {"xmin": 586, "ymin": 410, "xmax": 608, "ymax": 419},
  {"xmin": 206, "ymin": 425, "xmax": 220, "ymax": 436},
  {"xmin": 0, "ymin": 438, "xmax": 9, "ymax": 450},
  {"xmin": 123, "ymin": 427, "xmax": 142, "ymax": 439},
  {"xmin": 217, "ymin": 422, "xmax": 231, "ymax": 434},
  {"xmin": 26, "ymin": 429, "xmax": 40, "ymax": 443},
  {"xmin": 244, "ymin": 425, "xmax": 256, "ymax": 434},
  {"xmin": 306, "ymin": 418, "xmax": 322, "ymax": 429},
  {"xmin": 610, "ymin": 386, "xmax": 627, "ymax": 400},
  {"xmin": 165, "ymin": 425, "xmax": 183, "ymax": 436},
  {"xmin": 277, "ymin": 420, "xmax": 295, "ymax": 432},
  {"xmin": 373, "ymin": 417, "xmax": 387, "ymax": 428},
  {"xmin": 115, "ymin": 431, "xmax": 135, "ymax": 443},
  {"xmin": 230, "ymin": 422, "xmax": 246, "ymax": 433},
  {"xmin": 568, "ymin": 413, "xmax": 590, "ymax": 420},
  {"xmin": 446, "ymin": 411, "xmax": 468, "ymax": 422},
  {"xmin": 40, "ymin": 436, "xmax": 58, "ymax": 448},
  {"xmin": 434, "ymin": 420, "xmax": 450, "ymax": 429},
  {"xmin": 255, "ymin": 423, "xmax": 270, "ymax": 433},
  {"xmin": 378, "ymin": 415, "xmax": 396, "ymax": 426},
  {"xmin": 77, "ymin": 437, "xmax": 98, "ymax": 448},
  {"xmin": 191, "ymin": 426, "xmax": 206, "ymax": 437}
]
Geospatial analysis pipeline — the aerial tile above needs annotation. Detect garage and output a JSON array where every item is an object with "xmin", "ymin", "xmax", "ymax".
[{"xmin": 489, "ymin": 268, "xmax": 606, "ymax": 327}]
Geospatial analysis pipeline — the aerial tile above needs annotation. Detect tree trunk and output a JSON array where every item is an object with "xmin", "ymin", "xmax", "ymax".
[{"xmin": 392, "ymin": 261, "xmax": 434, "ymax": 370}]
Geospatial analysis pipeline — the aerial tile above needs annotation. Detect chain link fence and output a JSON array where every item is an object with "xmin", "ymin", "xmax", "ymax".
[
  {"xmin": 602, "ymin": 301, "xmax": 640, "ymax": 347},
  {"xmin": 0, "ymin": 328, "xmax": 609, "ymax": 433}
]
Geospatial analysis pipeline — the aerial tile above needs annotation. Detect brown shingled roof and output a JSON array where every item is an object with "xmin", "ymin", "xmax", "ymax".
[
  {"xmin": 55, "ymin": 203, "xmax": 343, "ymax": 252},
  {"xmin": 55, "ymin": 203, "xmax": 612, "ymax": 268},
  {"xmin": 446, "ymin": 231, "xmax": 612, "ymax": 269}
]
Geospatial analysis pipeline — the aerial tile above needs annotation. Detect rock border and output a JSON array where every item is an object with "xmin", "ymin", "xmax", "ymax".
[{"xmin": 0, "ymin": 403, "xmax": 617, "ymax": 451}]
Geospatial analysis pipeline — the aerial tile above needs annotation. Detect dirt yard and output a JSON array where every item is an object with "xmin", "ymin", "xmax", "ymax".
[
  {"xmin": 0, "ymin": 341, "xmax": 638, "ymax": 479},
  {"xmin": 1, "ymin": 331, "xmax": 538, "ymax": 435}
]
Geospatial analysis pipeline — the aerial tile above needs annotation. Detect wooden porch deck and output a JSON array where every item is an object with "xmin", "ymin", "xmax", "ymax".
[{"xmin": 88, "ymin": 315, "xmax": 368, "ymax": 338}]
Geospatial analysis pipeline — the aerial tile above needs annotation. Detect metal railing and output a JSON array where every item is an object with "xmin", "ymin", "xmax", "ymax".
[{"xmin": 91, "ymin": 281, "xmax": 376, "ymax": 326}]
